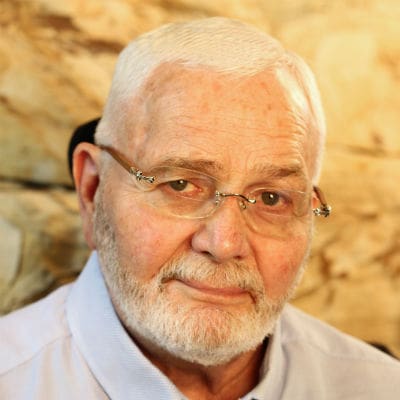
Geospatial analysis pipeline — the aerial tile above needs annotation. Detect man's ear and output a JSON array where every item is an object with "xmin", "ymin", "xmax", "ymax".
[
  {"xmin": 73, "ymin": 142, "xmax": 101, "ymax": 249},
  {"xmin": 312, "ymin": 188, "xmax": 320, "ymax": 211}
]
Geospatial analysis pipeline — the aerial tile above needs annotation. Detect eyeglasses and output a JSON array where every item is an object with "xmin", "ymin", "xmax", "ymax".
[{"xmin": 98, "ymin": 145, "xmax": 331, "ymax": 236}]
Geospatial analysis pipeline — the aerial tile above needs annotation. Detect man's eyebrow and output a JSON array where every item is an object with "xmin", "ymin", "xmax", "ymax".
[
  {"xmin": 149, "ymin": 157, "xmax": 224, "ymax": 175},
  {"xmin": 251, "ymin": 163, "xmax": 306, "ymax": 179},
  {"xmin": 147, "ymin": 157, "xmax": 306, "ymax": 180}
]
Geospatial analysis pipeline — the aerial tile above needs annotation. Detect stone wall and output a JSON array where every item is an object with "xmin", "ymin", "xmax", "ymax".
[{"xmin": 0, "ymin": 0, "xmax": 399, "ymax": 356}]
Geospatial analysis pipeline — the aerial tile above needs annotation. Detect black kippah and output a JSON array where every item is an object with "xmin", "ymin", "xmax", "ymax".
[{"xmin": 67, "ymin": 117, "xmax": 100, "ymax": 178}]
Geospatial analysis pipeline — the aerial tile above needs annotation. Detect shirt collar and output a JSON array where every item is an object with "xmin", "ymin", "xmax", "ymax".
[
  {"xmin": 67, "ymin": 252, "xmax": 286, "ymax": 400},
  {"xmin": 67, "ymin": 252, "xmax": 184, "ymax": 399},
  {"xmin": 243, "ymin": 318, "xmax": 286, "ymax": 400}
]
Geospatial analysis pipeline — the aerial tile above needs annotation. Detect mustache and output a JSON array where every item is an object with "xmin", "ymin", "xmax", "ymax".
[{"xmin": 157, "ymin": 255, "xmax": 266, "ymax": 300}]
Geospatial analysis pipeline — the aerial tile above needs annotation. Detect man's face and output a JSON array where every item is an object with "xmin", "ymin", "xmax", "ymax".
[{"xmin": 94, "ymin": 65, "xmax": 316, "ymax": 366}]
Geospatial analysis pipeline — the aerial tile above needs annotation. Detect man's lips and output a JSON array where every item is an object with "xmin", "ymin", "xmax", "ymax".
[
  {"xmin": 181, "ymin": 279, "xmax": 248, "ymax": 295},
  {"xmin": 166, "ymin": 278, "xmax": 253, "ymax": 305}
]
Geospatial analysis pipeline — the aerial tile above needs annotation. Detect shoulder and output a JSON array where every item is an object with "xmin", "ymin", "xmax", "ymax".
[
  {"xmin": 0, "ymin": 284, "xmax": 73, "ymax": 376},
  {"xmin": 279, "ymin": 305, "xmax": 400, "ymax": 397},
  {"xmin": 281, "ymin": 304, "xmax": 398, "ymax": 363}
]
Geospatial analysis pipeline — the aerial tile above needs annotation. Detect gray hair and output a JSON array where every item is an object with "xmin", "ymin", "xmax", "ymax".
[{"xmin": 96, "ymin": 17, "xmax": 326, "ymax": 180}]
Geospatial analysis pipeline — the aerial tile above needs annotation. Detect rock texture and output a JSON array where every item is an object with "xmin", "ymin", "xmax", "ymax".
[{"xmin": 0, "ymin": 0, "xmax": 399, "ymax": 356}]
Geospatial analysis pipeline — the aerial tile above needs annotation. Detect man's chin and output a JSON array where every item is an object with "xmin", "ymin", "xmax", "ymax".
[
  {"xmin": 121, "ymin": 295, "xmax": 282, "ymax": 367},
  {"xmin": 157, "ymin": 310, "xmax": 278, "ymax": 367}
]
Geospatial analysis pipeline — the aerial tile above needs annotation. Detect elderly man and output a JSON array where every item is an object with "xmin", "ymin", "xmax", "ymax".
[{"xmin": 1, "ymin": 17, "xmax": 399, "ymax": 400}]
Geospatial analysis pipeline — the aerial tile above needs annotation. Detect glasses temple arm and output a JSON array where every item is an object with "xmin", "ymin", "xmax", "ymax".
[
  {"xmin": 98, "ymin": 145, "xmax": 155, "ymax": 183},
  {"xmin": 313, "ymin": 186, "xmax": 332, "ymax": 217}
]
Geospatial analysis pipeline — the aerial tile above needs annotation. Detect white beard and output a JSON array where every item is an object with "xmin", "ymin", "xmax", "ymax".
[{"xmin": 94, "ymin": 193, "xmax": 308, "ymax": 367}]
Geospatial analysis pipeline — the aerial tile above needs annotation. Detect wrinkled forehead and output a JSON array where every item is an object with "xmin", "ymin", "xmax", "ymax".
[
  {"xmin": 122, "ymin": 63, "xmax": 317, "ymax": 177},
  {"xmin": 132, "ymin": 63, "xmax": 310, "ymax": 129}
]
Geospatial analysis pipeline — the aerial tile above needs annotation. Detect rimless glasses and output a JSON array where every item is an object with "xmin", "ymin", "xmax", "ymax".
[{"xmin": 98, "ymin": 145, "xmax": 331, "ymax": 236}]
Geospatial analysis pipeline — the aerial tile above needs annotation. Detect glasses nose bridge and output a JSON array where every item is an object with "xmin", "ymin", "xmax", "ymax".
[{"xmin": 213, "ymin": 191, "xmax": 256, "ymax": 213}]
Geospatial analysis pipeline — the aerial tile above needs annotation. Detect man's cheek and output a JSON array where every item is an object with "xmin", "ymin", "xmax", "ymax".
[
  {"xmin": 258, "ymin": 243, "xmax": 307, "ymax": 299},
  {"xmin": 114, "ymin": 224, "xmax": 166, "ymax": 280}
]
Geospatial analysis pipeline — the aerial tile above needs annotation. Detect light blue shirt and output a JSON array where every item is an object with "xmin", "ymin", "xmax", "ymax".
[{"xmin": 1, "ymin": 252, "xmax": 399, "ymax": 399}]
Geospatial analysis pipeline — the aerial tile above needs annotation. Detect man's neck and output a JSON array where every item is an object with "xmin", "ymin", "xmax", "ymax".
[{"xmin": 137, "ymin": 336, "xmax": 268, "ymax": 400}]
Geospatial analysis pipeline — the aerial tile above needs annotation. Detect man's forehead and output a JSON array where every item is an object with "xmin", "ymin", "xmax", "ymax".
[
  {"xmin": 123, "ymin": 63, "xmax": 314, "ymax": 180},
  {"xmin": 131, "ymin": 64, "xmax": 305, "ymax": 136},
  {"xmin": 137, "ymin": 63, "xmax": 290, "ymax": 105}
]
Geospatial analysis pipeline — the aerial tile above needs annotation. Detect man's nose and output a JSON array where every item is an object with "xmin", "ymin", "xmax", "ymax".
[{"xmin": 191, "ymin": 198, "xmax": 251, "ymax": 263}]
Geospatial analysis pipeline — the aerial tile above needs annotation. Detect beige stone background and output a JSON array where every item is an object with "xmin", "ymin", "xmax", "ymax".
[{"xmin": 0, "ymin": 0, "xmax": 399, "ymax": 356}]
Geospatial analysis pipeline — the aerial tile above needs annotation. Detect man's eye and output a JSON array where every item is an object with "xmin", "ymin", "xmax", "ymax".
[
  {"xmin": 158, "ymin": 173, "xmax": 215, "ymax": 199},
  {"xmin": 261, "ymin": 191, "xmax": 281, "ymax": 206},
  {"xmin": 169, "ymin": 179, "xmax": 189, "ymax": 192}
]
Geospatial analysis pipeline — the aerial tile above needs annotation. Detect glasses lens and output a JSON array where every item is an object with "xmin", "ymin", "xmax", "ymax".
[
  {"xmin": 144, "ymin": 167, "xmax": 218, "ymax": 218},
  {"xmin": 253, "ymin": 188, "xmax": 311, "ymax": 216},
  {"xmin": 243, "ymin": 188, "xmax": 313, "ymax": 236}
]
